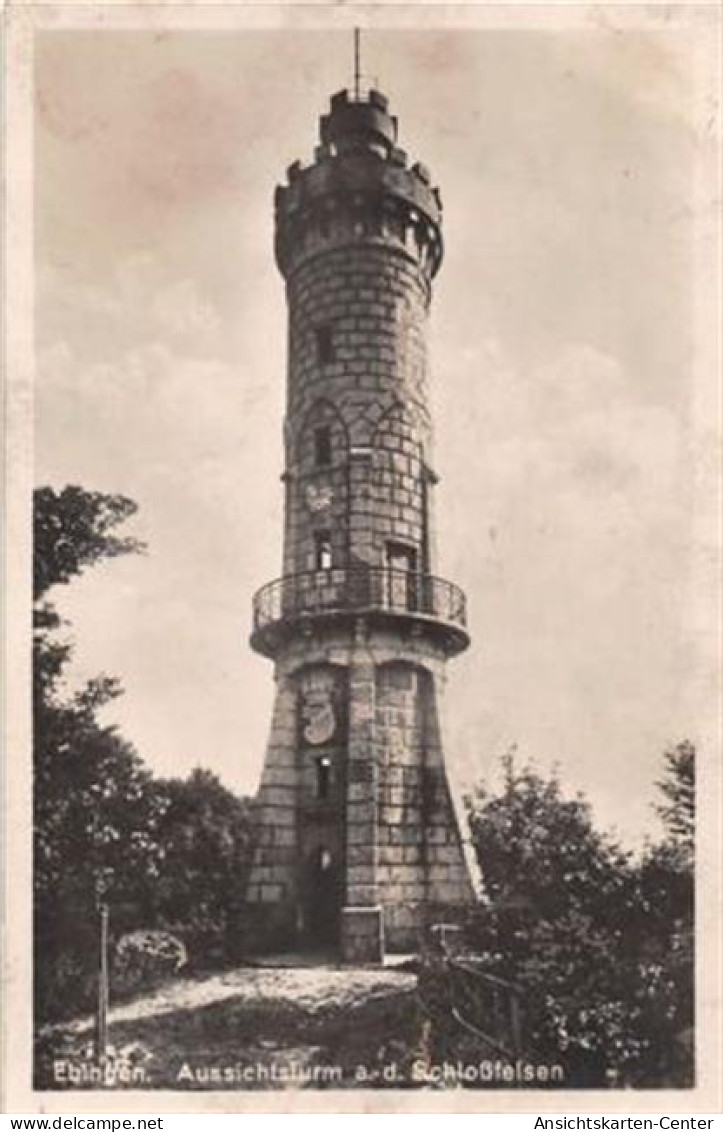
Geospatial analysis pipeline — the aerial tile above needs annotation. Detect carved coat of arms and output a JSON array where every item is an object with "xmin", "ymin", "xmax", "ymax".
[
  {"xmin": 305, "ymin": 483, "xmax": 333, "ymax": 512},
  {"xmin": 301, "ymin": 688, "xmax": 336, "ymax": 745}
]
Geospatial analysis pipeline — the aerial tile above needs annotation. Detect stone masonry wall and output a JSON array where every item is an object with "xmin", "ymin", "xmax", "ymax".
[
  {"xmin": 283, "ymin": 244, "xmax": 435, "ymax": 579},
  {"xmin": 283, "ymin": 399, "xmax": 349, "ymax": 580},
  {"xmin": 243, "ymin": 673, "xmax": 298, "ymax": 948},
  {"xmin": 287, "ymin": 244, "xmax": 431, "ymax": 447},
  {"xmin": 369, "ymin": 404, "xmax": 426, "ymax": 570}
]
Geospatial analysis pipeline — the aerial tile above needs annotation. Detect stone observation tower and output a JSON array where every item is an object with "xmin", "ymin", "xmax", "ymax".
[{"xmin": 244, "ymin": 79, "xmax": 477, "ymax": 963}]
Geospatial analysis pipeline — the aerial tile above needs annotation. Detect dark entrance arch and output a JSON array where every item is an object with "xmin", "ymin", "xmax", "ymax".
[{"xmin": 302, "ymin": 845, "xmax": 342, "ymax": 948}]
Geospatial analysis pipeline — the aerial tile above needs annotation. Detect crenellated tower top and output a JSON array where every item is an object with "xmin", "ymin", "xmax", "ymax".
[{"xmin": 274, "ymin": 88, "xmax": 443, "ymax": 283}]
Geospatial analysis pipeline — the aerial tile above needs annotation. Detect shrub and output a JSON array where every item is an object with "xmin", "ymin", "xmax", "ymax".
[
  {"xmin": 455, "ymin": 752, "xmax": 695, "ymax": 1087},
  {"xmin": 112, "ymin": 930, "xmax": 187, "ymax": 995}
]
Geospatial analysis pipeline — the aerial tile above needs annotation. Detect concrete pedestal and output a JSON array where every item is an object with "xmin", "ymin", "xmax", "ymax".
[{"xmin": 341, "ymin": 905, "xmax": 384, "ymax": 964}]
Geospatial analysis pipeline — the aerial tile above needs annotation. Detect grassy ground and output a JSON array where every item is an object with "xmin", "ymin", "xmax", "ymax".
[{"xmin": 35, "ymin": 965, "xmax": 430, "ymax": 1091}]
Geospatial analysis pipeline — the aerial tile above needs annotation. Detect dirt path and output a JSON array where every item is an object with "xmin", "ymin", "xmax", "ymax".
[
  {"xmin": 61, "ymin": 964, "xmax": 417, "ymax": 1033},
  {"xmin": 38, "ymin": 965, "xmax": 423, "ymax": 1090}
]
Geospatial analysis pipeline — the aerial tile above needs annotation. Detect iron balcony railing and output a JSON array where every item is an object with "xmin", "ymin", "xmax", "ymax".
[{"xmin": 252, "ymin": 566, "xmax": 468, "ymax": 637}]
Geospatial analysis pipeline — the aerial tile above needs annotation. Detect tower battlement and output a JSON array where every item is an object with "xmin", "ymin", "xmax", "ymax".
[{"xmin": 274, "ymin": 88, "xmax": 443, "ymax": 281}]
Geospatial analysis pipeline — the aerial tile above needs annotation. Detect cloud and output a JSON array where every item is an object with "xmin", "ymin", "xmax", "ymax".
[
  {"xmin": 35, "ymin": 260, "xmax": 284, "ymax": 791},
  {"xmin": 37, "ymin": 342, "xmax": 275, "ymax": 525},
  {"xmin": 439, "ymin": 337, "xmax": 682, "ymax": 541},
  {"xmin": 152, "ymin": 278, "xmax": 222, "ymax": 342},
  {"xmin": 36, "ymin": 255, "xmax": 283, "ymax": 567},
  {"xmin": 434, "ymin": 333, "xmax": 690, "ymax": 841},
  {"xmin": 38, "ymin": 255, "xmax": 227, "ymax": 361}
]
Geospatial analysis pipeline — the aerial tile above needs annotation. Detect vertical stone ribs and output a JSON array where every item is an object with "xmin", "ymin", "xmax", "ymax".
[{"xmin": 375, "ymin": 662, "xmax": 474, "ymax": 949}]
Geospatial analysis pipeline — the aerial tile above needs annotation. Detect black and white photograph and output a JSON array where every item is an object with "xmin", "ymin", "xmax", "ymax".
[{"xmin": 3, "ymin": 1, "xmax": 720, "ymax": 1113}]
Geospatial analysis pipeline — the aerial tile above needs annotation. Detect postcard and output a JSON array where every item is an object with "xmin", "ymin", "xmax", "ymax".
[{"xmin": 3, "ymin": 0, "xmax": 720, "ymax": 1114}]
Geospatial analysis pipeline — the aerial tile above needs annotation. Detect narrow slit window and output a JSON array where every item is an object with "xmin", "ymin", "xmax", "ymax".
[
  {"xmin": 314, "ymin": 530, "xmax": 332, "ymax": 570},
  {"xmin": 315, "ymin": 757, "xmax": 332, "ymax": 801},
  {"xmin": 315, "ymin": 325, "xmax": 334, "ymax": 364},
  {"xmin": 314, "ymin": 425, "xmax": 332, "ymax": 467}
]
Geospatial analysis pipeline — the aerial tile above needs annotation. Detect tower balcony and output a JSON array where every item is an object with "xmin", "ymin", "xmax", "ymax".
[{"xmin": 250, "ymin": 566, "xmax": 469, "ymax": 659}]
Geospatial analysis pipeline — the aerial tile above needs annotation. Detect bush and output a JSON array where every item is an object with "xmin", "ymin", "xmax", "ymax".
[
  {"xmin": 457, "ymin": 753, "xmax": 695, "ymax": 1087},
  {"xmin": 34, "ymin": 914, "xmax": 100, "ymax": 1023},
  {"xmin": 112, "ymin": 930, "xmax": 187, "ymax": 995},
  {"xmin": 147, "ymin": 769, "xmax": 253, "ymax": 956}
]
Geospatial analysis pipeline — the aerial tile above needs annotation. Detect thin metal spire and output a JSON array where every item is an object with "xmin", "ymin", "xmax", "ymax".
[{"xmin": 354, "ymin": 27, "xmax": 361, "ymax": 99}]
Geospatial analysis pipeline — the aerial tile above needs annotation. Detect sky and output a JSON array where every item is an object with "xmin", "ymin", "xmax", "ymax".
[{"xmin": 34, "ymin": 23, "xmax": 703, "ymax": 847}]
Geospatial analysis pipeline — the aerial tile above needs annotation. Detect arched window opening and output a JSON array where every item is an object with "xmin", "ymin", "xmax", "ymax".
[
  {"xmin": 314, "ymin": 425, "xmax": 332, "ymax": 467},
  {"xmin": 315, "ymin": 325, "xmax": 334, "ymax": 364},
  {"xmin": 386, "ymin": 541, "xmax": 418, "ymax": 612}
]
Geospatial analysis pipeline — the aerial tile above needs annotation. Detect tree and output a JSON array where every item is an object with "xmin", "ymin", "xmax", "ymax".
[
  {"xmin": 635, "ymin": 743, "xmax": 695, "ymax": 1082},
  {"xmin": 34, "ymin": 676, "xmax": 167, "ymax": 912},
  {"xmin": 33, "ymin": 485, "xmax": 160, "ymax": 1020},
  {"xmin": 33, "ymin": 485, "xmax": 144, "ymax": 601},
  {"xmin": 33, "ymin": 486, "xmax": 154, "ymax": 907},
  {"xmin": 462, "ymin": 756, "xmax": 643, "ymax": 1084},
  {"xmin": 452, "ymin": 752, "xmax": 694, "ymax": 1087},
  {"xmin": 33, "ymin": 487, "xmax": 144, "ymax": 705},
  {"xmin": 655, "ymin": 740, "xmax": 695, "ymax": 856},
  {"xmin": 467, "ymin": 754, "xmax": 635, "ymax": 936},
  {"xmin": 145, "ymin": 768, "xmax": 253, "ymax": 960},
  {"xmin": 33, "ymin": 485, "xmax": 255, "ymax": 1019},
  {"xmin": 638, "ymin": 741, "xmax": 695, "ymax": 928}
]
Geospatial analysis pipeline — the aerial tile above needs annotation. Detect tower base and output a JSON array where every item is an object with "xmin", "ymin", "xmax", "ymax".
[{"xmin": 242, "ymin": 622, "xmax": 478, "ymax": 962}]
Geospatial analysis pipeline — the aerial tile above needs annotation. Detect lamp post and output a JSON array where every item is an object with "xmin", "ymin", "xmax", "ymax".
[{"xmin": 95, "ymin": 880, "xmax": 109, "ymax": 1067}]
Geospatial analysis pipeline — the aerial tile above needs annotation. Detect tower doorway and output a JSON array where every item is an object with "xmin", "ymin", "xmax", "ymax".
[
  {"xmin": 302, "ymin": 845, "xmax": 342, "ymax": 948},
  {"xmin": 386, "ymin": 542, "xmax": 418, "ymax": 612}
]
